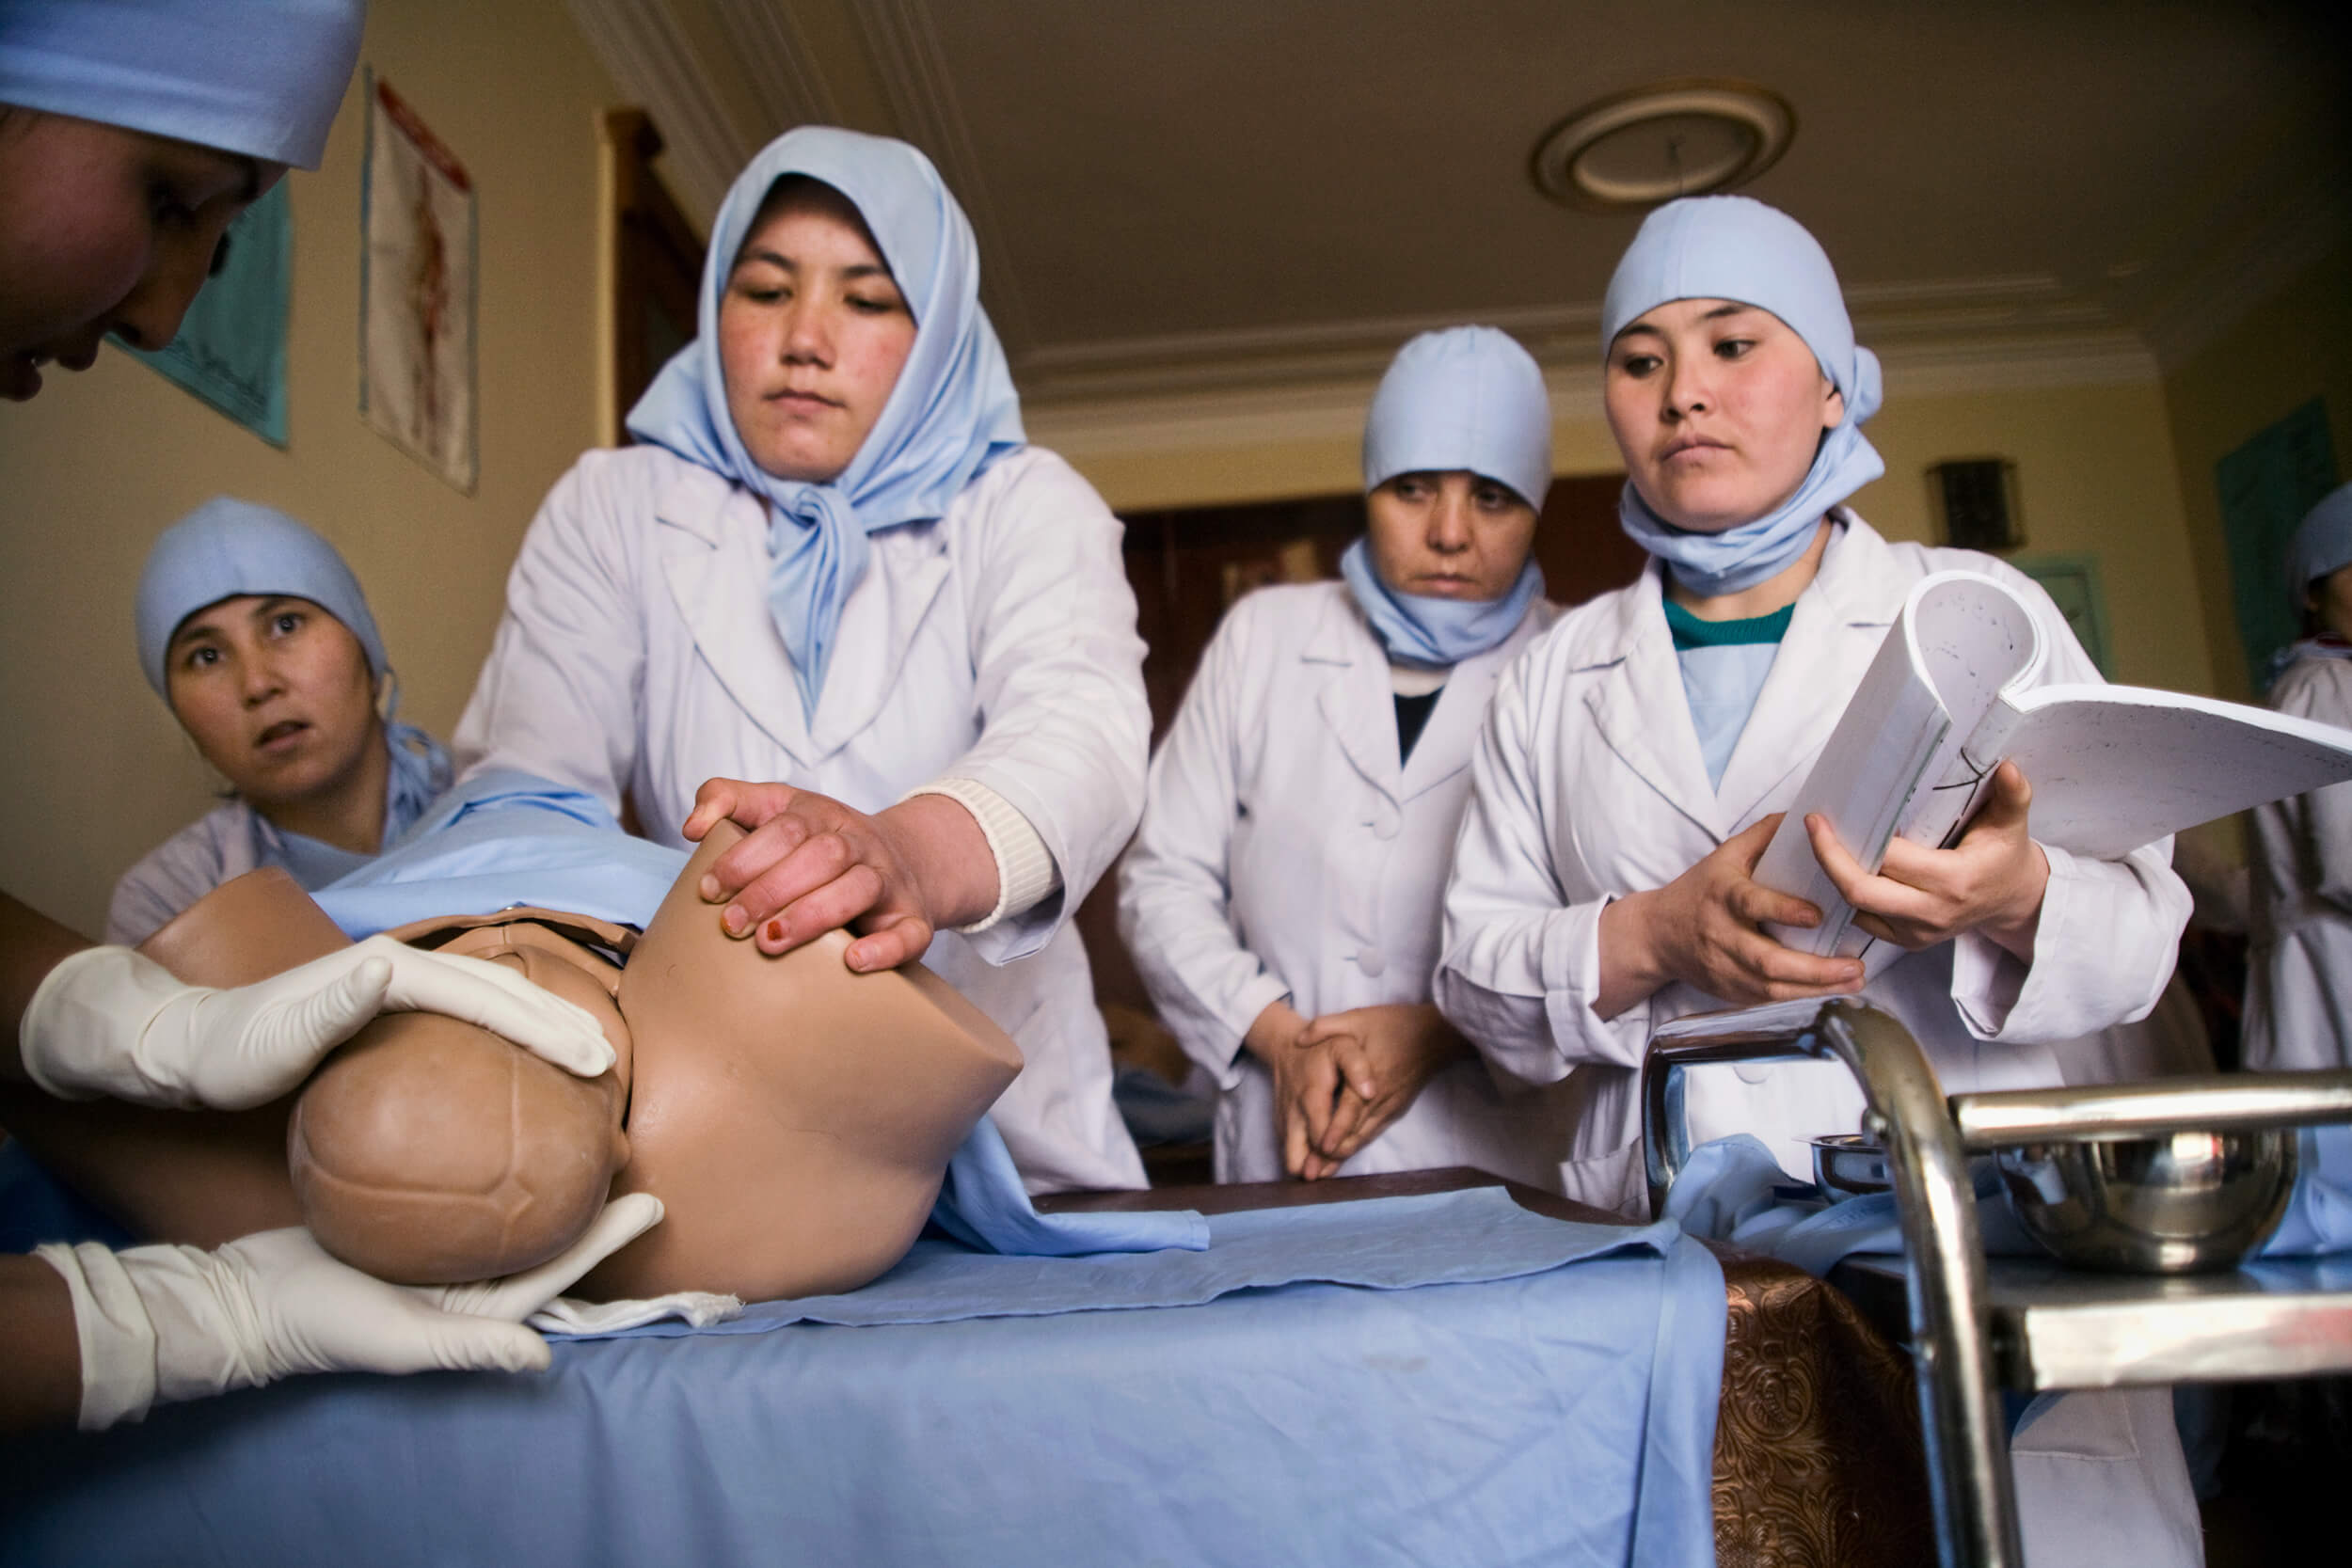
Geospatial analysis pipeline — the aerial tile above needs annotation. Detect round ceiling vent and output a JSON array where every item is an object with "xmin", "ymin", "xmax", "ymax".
[{"xmin": 1533, "ymin": 81, "xmax": 1795, "ymax": 209}]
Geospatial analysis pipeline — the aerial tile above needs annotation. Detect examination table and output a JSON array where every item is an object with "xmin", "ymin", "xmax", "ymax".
[{"xmin": 4, "ymin": 1147, "xmax": 1926, "ymax": 1568}]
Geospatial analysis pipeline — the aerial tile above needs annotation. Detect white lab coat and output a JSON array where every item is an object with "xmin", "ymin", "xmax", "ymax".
[
  {"xmin": 1438, "ymin": 513, "xmax": 2201, "ymax": 1568},
  {"xmin": 1437, "ymin": 513, "xmax": 2192, "ymax": 1212},
  {"xmin": 1118, "ymin": 582, "xmax": 1597, "ymax": 1186},
  {"xmin": 2244, "ymin": 653, "xmax": 2352, "ymax": 1069},
  {"xmin": 455, "ymin": 443, "xmax": 1150, "ymax": 1194}
]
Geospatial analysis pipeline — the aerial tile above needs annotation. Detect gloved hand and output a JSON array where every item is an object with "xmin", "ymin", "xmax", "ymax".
[
  {"xmin": 19, "ymin": 935, "xmax": 616, "ymax": 1110},
  {"xmin": 35, "ymin": 1193, "xmax": 663, "ymax": 1429}
]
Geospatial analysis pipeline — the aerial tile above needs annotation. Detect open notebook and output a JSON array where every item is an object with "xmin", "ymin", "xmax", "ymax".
[{"xmin": 1753, "ymin": 569, "xmax": 2352, "ymax": 965}]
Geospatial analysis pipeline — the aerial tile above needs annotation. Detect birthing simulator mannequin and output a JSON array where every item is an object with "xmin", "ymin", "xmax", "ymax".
[{"xmin": 49, "ymin": 820, "xmax": 1022, "ymax": 1304}]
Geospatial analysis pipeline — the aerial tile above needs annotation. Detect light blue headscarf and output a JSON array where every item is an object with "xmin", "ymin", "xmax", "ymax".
[
  {"xmin": 1600, "ymin": 196, "xmax": 1885, "ymax": 596},
  {"xmin": 626, "ymin": 126, "xmax": 1025, "ymax": 712},
  {"xmin": 135, "ymin": 498, "xmax": 452, "ymax": 845},
  {"xmin": 0, "ymin": 0, "xmax": 364, "ymax": 170},
  {"xmin": 1344, "ymin": 327, "xmax": 1549, "ymax": 666}
]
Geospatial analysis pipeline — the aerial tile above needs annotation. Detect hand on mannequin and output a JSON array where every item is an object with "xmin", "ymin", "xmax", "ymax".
[
  {"xmin": 682, "ymin": 778, "xmax": 998, "ymax": 972},
  {"xmin": 18, "ymin": 934, "xmax": 617, "ymax": 1111},
  {"xmin": 31, "ymin": 1194, "xmax": 662, "ymax": 1432},
  {"xmin": 1805, "ymin": 759, "xmax": 2050, "ymax": 962},
  {"xmin": 1597, "ymin": 815, "xmax": 1867, "ymax": 1018},
  {"xmin": 1242, "ymin": 999, "xmax": 1351, "ymax": 1180},
  {"xmin": 1295, "ymin": 1005, "xmax": 1470, "ymax": 1169}
]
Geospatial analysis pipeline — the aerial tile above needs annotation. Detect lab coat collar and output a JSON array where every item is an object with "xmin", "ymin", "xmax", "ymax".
[
  {"xmin": 1711, "ymin": 512, "xmax": 1893, "ymax": 824},
  {"xmin": 1399, "ymin": 602, "xmax": 1545, "ymax": 803},
  {"xmin": 1583, "ymin": 566, "xmax": 1725, "ymax": 839},
  {"xmin": 1581, "ymin": 511, "xmax": 1900, "ymax": 839},
  {"xmin": 655, "ymin": 471, "xmax": 816, "ymax": 765},
  {"xmin": 649, "ymin": 472, "xmax": 956, "ymax": 768},
  {"xmin": 807, "ymin": 523, "xmax": 954, "ymax": 757},
  {"xmin": 1305, "ymin": 586, "xmax": 1546, "ymax": 807},
  {"xmin": 1308, "ymin": 590, "xmax": 1406, "ymax": 806}
]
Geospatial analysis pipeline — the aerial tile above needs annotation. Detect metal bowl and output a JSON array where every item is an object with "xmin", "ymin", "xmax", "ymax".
[
  {"xmin": 1809, "ymin": 1132, "xmax": 1895, "ymax": 1198},
  {"xmin": 1994, "ymin": 1129, "xmax": 2298, "ymax": 1275}
]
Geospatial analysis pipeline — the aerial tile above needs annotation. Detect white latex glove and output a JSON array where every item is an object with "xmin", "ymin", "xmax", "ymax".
[
  {"xmin": 19, "ymin": 936, "xmax": 616, "ymax": 1110},
  {"xmin": 35, "ymin": 1194, "xmax": 663, "ymax": 1430}
]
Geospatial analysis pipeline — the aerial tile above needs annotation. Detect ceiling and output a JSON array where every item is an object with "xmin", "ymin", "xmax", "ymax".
[{"xmin": 566, "ymin": 0, "xmax": 2351, "ymax": 439}]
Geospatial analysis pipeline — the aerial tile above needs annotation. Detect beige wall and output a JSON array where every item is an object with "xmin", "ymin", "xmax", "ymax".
[
  {"xmin": 0, "ymin": 0, "xmax": 620, "ymax": 938},
  {"xmin": 1060, "ymin": 372, "xmax": 2216, "ymax": 699},
  {"xmin": 2161, "ymin": 240, "xmax": 2352, "ymax": 701}
]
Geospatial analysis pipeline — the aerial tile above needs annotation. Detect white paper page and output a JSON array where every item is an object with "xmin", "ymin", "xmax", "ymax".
[
  {"xmin": 1755, "ymin": 572, "xmax": 2041, "ymax": 958},
  {"xmin": 1992, "ymin": 684, "xmax": 2352, "ymax": 859},
  {"xmin": 1750, "ymin": 622, "xmax": 1947, "ymax": 956},
  {"xmin": 1650, "ymin": 996, "xmax": 1838, "ymax": 1044}
]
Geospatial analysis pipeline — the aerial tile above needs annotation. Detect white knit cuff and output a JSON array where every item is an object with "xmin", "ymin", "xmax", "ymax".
[
  {"xmin": 35, "ymin": 1242, "xmax": 158, "ymax": 1431},
  {"xmin": 900, "ymin": 779, "xmax": 1061, "ymax": 935}
]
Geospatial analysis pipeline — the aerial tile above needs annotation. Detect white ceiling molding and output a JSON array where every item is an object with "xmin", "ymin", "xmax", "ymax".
[
  {"xmin": 2141, "ymin": 172, "xmax": 2350, "ymax": 374},
  {"xmin": 1873, "ymin": 331, "xmax": 2160, "ymax": 398},
  {"xmin": 1013, "ymin": 273, "xmax": 2141, "ymax": 409},
  {"xmin": 1025, "ymin": 328, "xmax": 2157, "ymax": 462},
  {"xmin": 566, "ymin": 0, "xmax": 755, "ymax": 225},
  {"xmin": 707, "ymin": 0, "xmax": 841, "ymax": 131},
  {"xmin": 844, "ymin": 0, "xmax": 1038, "ymax": 352}
]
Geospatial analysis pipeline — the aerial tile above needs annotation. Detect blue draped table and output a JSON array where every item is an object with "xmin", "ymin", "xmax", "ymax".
[{"xmin": 3, "ymin": 1166, "xmax": 1760, "ymax": 1568}]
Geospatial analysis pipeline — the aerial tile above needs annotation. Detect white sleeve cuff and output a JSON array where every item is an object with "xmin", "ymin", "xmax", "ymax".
[{"xmin": 902, "ymin": 778, "xmax": 1063, "ymax": 935}]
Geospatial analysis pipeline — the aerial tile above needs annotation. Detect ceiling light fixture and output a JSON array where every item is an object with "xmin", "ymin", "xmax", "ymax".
[{"xmin": 1532, "ymin": 80, "xmax": 1795, "ymax": 210}]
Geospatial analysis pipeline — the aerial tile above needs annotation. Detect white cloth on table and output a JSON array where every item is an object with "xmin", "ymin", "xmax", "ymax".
[
  {"xmin": 1119, "ymin": 581, "xmax": 1597, "ymax": 1188},
  {"xmin": 453, "ymin": 442, "xmax": 1149, "ymax": 1195},
  {"xmin": 1436, "ymin": 513, "xmax": 2193, "ymax": 1212},
  {"xmin": 2244, "ymin": 652, "xmax": 2352, "ymax": 1069}
]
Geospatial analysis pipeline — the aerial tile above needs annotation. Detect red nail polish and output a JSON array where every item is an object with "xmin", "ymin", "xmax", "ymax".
[{"xmin": 764, "ymin": 920, "xmax": 785, "ymax": 942}]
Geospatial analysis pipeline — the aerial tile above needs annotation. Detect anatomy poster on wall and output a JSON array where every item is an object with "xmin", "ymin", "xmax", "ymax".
[{"xmin": 360, "ymin": 73, "xmax": 477, "ymax": 493}]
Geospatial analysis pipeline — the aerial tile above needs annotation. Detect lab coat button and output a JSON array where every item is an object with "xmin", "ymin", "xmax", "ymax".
[
  {"xmin": 1356, "ymin": 947, "xmax": 1385, "ymax": 976},
  {"xmin": 1373, "ymin": 815, "xmax": 1400, "ymax": 841}
]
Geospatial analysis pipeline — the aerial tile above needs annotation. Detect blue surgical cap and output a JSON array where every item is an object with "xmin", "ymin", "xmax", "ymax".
[
  {"xmin": 1598, "ymin": 196, "xmax": 1887, "ymax": 596},
  {"xmin": 135, "ymin": 498, "xmax": 388, "ymax": 696},
  {"xmin": 2290, "ymin": 481, "xmax": 2352, "ymax": 612},
  {"xmin": 1600, "ymin": 194, "xmax": 1880, "ymax": 423},
  {"xmin": 1362, "ymin": 326, "xmax": 1553, "ymax": 510},
  {"xmin": 0, "ymin": 0, "xmax": 365, "ymax": 170}
]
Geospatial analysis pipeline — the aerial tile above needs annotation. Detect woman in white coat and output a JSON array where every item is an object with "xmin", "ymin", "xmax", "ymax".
[
  {"xmin": 455, "ymin": 127, "xmax": 1148, "ymax": 1194},
  {"xmin": 1436, "ymin": 197, "xmax": 2199, "ymax": 1566},
  {"xmin": 2244, "ymin": 481, "xmax": 2352, "ymax": 1069},
  {"xmin": 1120, "ymin": 328, "xmax": 1592, "ymax": 1185}
]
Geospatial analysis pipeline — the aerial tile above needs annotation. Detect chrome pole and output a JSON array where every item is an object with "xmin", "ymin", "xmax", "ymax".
[
  {"xmin": 1641, "ymin": 1000, "xmax": 2023, "ymax": 1568},
  {"xmin": 1953, "ymin": 1069, "xmax": 2352, "ymax": 1148}
]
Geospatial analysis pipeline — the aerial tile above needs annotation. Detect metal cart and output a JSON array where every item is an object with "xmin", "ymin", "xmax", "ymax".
[{"xmin": 1640, "ymin": 998, "xmax": 2352, "ymax": 1568}]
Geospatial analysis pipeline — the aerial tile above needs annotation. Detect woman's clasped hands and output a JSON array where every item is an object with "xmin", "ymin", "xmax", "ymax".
[
  {"xmin": 681, "ymin": 776, "xmax": 1002, "ymax": 973},
  {"xmin": 1247, "ymin": 999, "xmax": 1468, "ymax": 1180}
]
